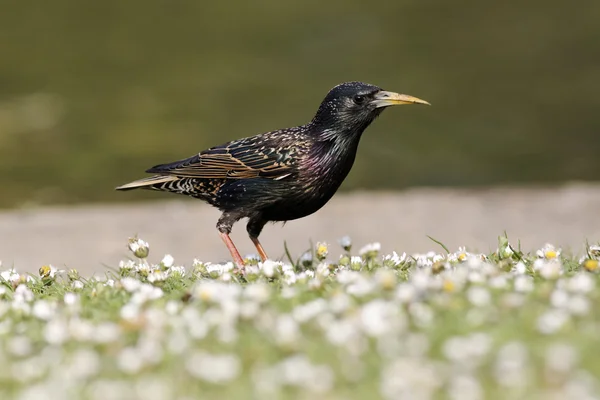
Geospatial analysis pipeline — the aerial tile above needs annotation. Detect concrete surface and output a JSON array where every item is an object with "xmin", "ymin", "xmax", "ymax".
[{"xmin": 2, "ymin": 183, "xmax": 600, "ymax": 275}]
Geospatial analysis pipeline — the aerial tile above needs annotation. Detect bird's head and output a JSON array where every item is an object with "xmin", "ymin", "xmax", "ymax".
[{"xmin": 311, "ymin": 81, "xmax": 430, "ymax": 141}]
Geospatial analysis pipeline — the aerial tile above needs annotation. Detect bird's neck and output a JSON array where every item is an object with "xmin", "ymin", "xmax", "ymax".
[
  {"xmin": 305, "ymin": 125, "xmax": 363, "ymax": 183},
  {"xmin": 303, "ymin": 110, "xmax": 382, "ymax": 185}
]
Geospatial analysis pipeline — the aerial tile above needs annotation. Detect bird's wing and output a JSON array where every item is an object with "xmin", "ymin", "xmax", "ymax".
[{"xmin": 145, "ymin": 136, "xmax": 298, "ymax": 180}]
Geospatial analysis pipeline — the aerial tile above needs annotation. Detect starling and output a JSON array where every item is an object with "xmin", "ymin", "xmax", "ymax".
[{"xmin": 116, "ymin": 82, "xmax": 429, "ymax": 269}]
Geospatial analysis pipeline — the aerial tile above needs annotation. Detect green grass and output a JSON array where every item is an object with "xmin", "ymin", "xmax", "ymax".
[{"xmin": 1, "ymin": 236, "xmax": 599, "ymax": 399}]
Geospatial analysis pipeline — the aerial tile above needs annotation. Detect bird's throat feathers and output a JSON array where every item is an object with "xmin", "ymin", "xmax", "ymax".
[
  {"xmin": 310, "ymin": 107, "xmax": 381, "ymax": 164},
  {"xmin": 312, "ymin": 105, "xmax": 382, "ymax": 141}
]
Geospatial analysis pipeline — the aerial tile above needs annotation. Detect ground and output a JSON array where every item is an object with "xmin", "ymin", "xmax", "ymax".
[{"xmin": 1, "ymin": 183, "xmax": 600, "ymax": 275}]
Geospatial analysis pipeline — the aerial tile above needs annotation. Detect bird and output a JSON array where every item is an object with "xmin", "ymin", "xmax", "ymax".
[{"xmin": 116, "ymin": 81, "xmax": 429, "ymax": 270}]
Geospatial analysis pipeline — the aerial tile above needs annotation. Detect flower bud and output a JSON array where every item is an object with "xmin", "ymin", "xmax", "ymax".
[
  {"xmin": 338, "ymin": 236, "xmax": 352, "ymax": 252},
  {"xmin": 128, "ymin": 237, "xmax": 149, "ymax": 259},
  {"xmin": 67, "ymin": 269, "xmax": 80, "ymax": 281}
]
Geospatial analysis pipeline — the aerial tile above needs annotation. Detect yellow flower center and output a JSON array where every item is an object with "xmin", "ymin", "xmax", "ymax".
[
  {"xmin": 39, "ymin": 265, "xmax": 51, "ymax": 278},
  {"xmin": 379, "ymin": 272, "xmax": 396, "ymax": 290},
  {"xmin": 442, "ymin": 280, "xmax": 455, "ymax": 292},
  {"xmin": 458, "ymin": 253, "xmax": 467, "ymax": 262},
  {"xmin": 199, "ymin": 289, "xmax": 212, "ymax": 302},
  {"xmin": 583, "ymin": 259, "xmax": 598, "ymax": 272},
  {"xmin": 316, "ymin": 245, "xmax": 328, "ymax": 259},
  {"xmin": 545, "ymin": 250, "xmax": 557, "ymax": 259}
]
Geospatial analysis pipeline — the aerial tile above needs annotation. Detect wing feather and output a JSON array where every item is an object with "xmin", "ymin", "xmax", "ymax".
[{"xmin": 145, "ymin": 135, "xmax": 299, "ymax": 180}]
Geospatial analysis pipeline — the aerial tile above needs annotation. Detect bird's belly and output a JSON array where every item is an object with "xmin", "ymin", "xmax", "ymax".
[
  {"xmin": 262, "ymin": 178, "xmax": 342, "ymax": 221},
  {"xmin": 215, "ymin": 178, "xmax": 334, "ymax": 220},
  {"xmin": 263, "ymin": 194, "xmax": 332, "ymax": 221}
]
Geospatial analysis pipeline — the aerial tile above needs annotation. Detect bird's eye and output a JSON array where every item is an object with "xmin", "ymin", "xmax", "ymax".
[{"xmin": 353, "ymin": 94, "xmax": 366, "ymax": 105}]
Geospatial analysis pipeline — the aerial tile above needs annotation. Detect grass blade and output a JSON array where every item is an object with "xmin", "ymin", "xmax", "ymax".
[{"xmin": 426, "ymin": 235, "xmax": 450, "ymax": 254}]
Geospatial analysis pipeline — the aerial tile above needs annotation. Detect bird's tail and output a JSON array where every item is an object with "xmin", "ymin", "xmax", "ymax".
[{"xmin": 115, "ymin": 175, "xmax": 180, "ymax": 191}]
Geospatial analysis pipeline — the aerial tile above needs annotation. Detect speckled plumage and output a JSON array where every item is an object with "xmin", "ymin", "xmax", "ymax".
[{"xmin": 116, "ymin": 81, "xmax": 429, "ymax": 268}]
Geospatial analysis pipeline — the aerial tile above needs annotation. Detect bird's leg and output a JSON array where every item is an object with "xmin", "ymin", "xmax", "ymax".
[
  {"xmin": 250, "ymin": 237, "xmax": 268, "ymax": 262},
  {"xmin": 247, "ymin": 215, "xmax": 268, "ymax": 262},
  {"xmin": 219, "ymin": 232, "xmax": 244, "ymax": 269},
  {"xmin": 217, "ymin": 213, "xmax": 245, "ymax": 271}
]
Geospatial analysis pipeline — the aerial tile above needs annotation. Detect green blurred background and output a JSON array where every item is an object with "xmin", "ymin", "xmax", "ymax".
[{"xmin": 1, "ymin": 0, "xmax": 599, "ymax": 209}]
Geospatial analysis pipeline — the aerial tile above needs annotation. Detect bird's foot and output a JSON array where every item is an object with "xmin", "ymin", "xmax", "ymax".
[{"xmin": 232, "ymin": 264, "xmax": 246, "ymax": 275}]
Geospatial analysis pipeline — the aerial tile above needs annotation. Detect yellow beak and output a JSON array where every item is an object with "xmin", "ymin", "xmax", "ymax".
[{"xmin": 373, "ymin": 91, "xmax": 431, "ymax": 108}]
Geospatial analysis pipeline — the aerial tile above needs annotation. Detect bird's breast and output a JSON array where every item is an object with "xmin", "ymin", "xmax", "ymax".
[
  {"xmin": 302, "ymin": 139, "xmax": 358, "ymax": 188},
  {"xmin": 270, "ymin": 142, "xmax": 356, "ymax": 216}
]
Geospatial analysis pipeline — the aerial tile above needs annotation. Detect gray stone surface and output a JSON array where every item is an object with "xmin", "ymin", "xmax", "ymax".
[{"xmin": 2, "ymin": 183, "xmax": 600, "ymax": 276}]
